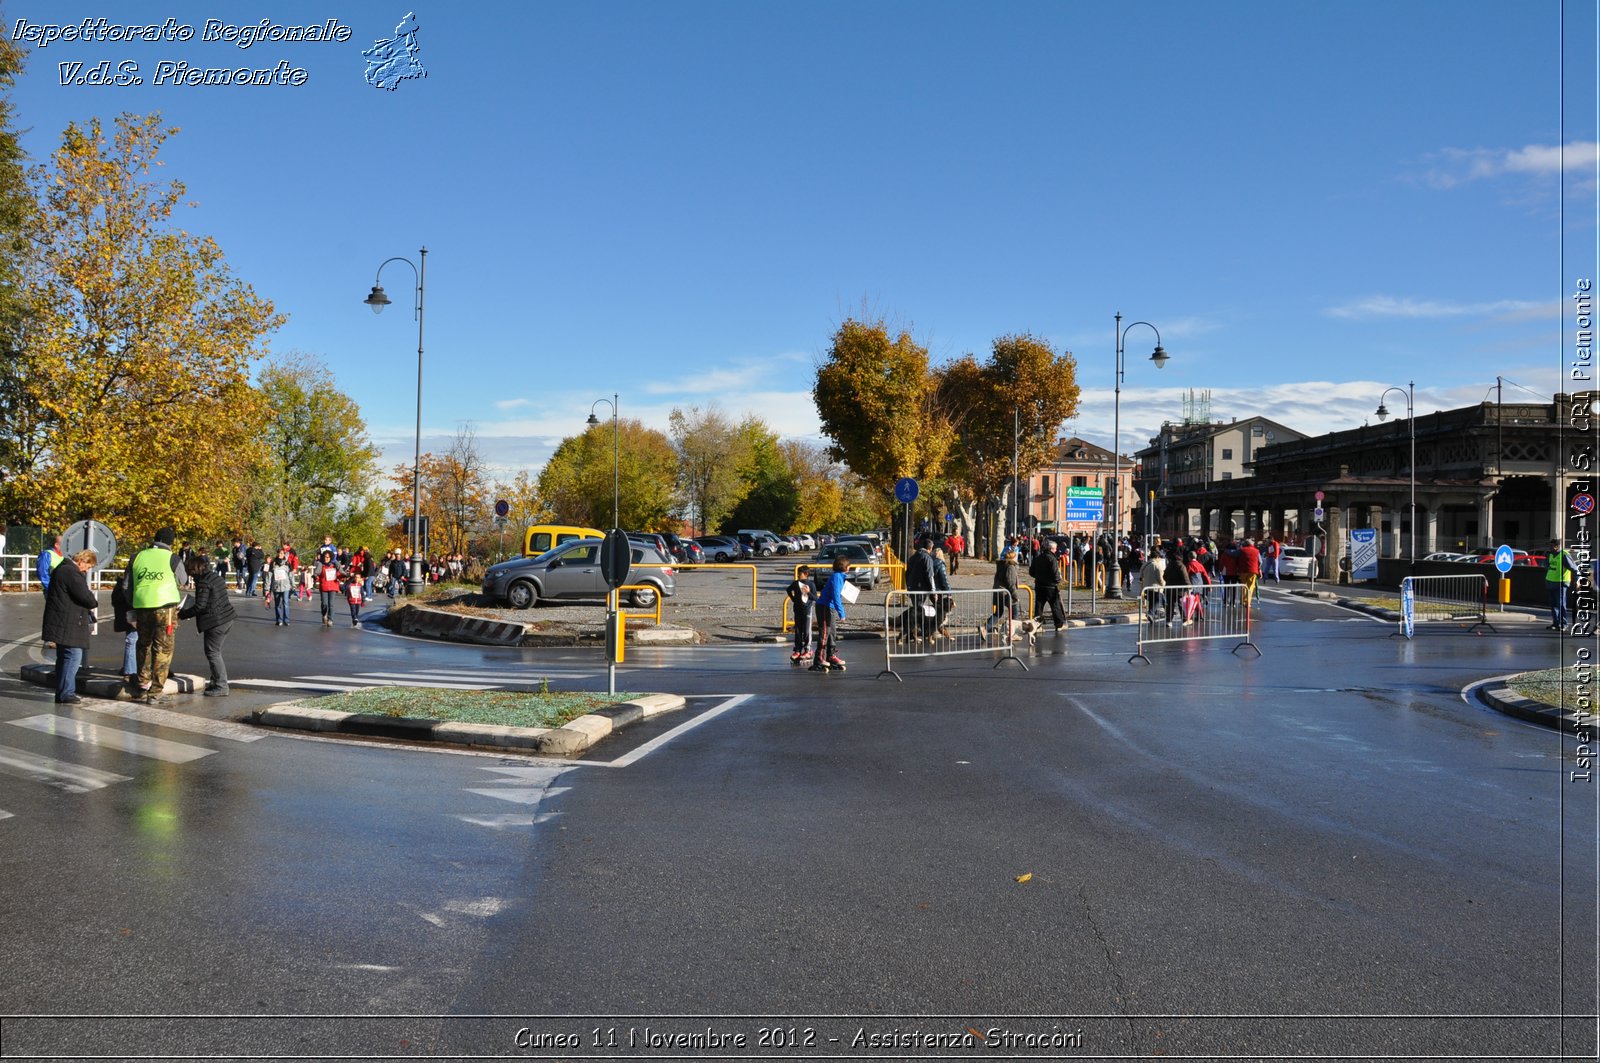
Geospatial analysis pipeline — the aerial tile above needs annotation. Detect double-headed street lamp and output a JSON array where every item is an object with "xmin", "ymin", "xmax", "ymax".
[
  {"xmin": 1105, "ymin": 312, "xmax": 1169, "ymax": 599},
  {"xmin": 363, "ymin": 247, "xmax": 427, "ymax": 595},
  {"xmin": 585, "ymin": 394, "xmax": 620, "ymax": 531},
  {"xmin": 1375, "ymin": 381, "xmax": 1416, "ymax": 563}
]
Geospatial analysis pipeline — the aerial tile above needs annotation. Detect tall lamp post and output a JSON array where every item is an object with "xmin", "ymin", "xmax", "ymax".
[
  {"xmin": 363, "ymin": 247, "xmax": 427, "ymax": 595},
  {"xmin": 586, "ymin": 394, "xmax": 620, "ymax": 530},
  {"xmin": 1105, "ymin": 312, "xmax": 1169, "ymax": 598},
  {"xmin": 1375, "ymin": 381, "xmax": 1415, "ymax": 564}
]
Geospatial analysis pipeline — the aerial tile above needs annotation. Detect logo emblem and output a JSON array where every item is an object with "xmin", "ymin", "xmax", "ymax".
[{"xmin": 364, "ymin": 12, "xmax": 426, "ymax": 91}]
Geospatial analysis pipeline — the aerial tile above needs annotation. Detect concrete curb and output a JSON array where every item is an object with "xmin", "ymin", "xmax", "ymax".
[
  {"xmin": 254, "ymin": 692, "xmax": 688, "ymax": 755},
  {"xmin": 1479, "ymin": 684, "xmax": 1584, "ymax": 733},
  {"xmin": 20, "ymin": 663, "xmax": 204, "ymax": 699}
]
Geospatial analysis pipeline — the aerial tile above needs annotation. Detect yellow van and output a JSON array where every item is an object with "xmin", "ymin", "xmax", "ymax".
[{"xmin": 523, "ymin": 524, "xmax": 605, "ymax": 557}]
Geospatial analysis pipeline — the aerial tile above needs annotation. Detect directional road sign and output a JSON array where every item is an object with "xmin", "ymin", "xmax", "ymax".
[{"xmin": 1493, "ymin": 544, "xmax": 1515, "ymax": 574}]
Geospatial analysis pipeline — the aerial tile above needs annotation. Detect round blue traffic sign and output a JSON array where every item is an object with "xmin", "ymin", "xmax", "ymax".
[
  {"xmin": 1493, "ymin": 544, "xmax": 1515, "ymax": 574},
  {"xmin": 894, "ymin": 477, "xmax": 919, "ymax": 504},
  {"xmin": 494, "ymin": 498, "xmax": 510, "ymax": 518}
]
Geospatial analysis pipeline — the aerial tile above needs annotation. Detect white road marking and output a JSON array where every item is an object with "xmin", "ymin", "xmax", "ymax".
[
  {"xmin": 580, "ymin": 693, "xmax": 754, "ymax": 769},
  {"xmin": 0, "ymin": 743, "xmax": 132, "ymax": 792},
  {"xmin": 78, "ymin": 701, "xmax": 264, "ymax": 742},
  {"xmin": 357, "ymin": 670, "xmax": 601, "ymax": 682},
  {"xmin": 464, "ymin": 786, "xmax": 571, "ymax": 805},
  {"xmin": 296, "ymin": 674, "xmax": 488, "ymax": 690},
  {"xmin": 231, "ymin": 678, "xmax": 371, "ymax": 692},
  {"xmin": 9, "ymin": 715, "xmax": 216, "ymax": 763}
]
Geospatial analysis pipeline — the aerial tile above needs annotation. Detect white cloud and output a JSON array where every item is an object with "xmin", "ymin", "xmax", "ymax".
[
  {"xmin": 1423, "ymin": 140, "xmax": 1598, "ymax": 189},
  {"xmin": 1323, "ymin": 295, "xmax": 1543, "ymax": 320},
  {"xmin": 493, "ymin": 397, "xmax": 533, "ymax": 410}
]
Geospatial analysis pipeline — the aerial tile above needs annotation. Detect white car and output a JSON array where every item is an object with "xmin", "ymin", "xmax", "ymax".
[{"xmin": 1277, "ymin": 546, "xmax": 1320, "ymax": 580}]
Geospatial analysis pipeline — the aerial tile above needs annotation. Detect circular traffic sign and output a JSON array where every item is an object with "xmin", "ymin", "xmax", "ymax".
[
  {"xmin": 1493, "ymin": 544, "xmax": 1515, "ymax": 574},
  {"xmin": 62, "ymin": 519, "xmax": 117, "ymax": 567},
  {"xmin": 894, "ymin": 477, "xmax": 919, "ymax": 504},
  {"xmin": 1573, "ymin": 493, "xmax": 1595, "ymax": 516},
  {"xmin": 1315, "ymin": 491, "xmax": 1325, "ymax": 502},
  {"xmin": 1312, "ymin": 506, "xmax": 1325, "ymax": 521},
  {"xmin": 494, "ymin": 498, "xmax": 510, "ymax": 518}
]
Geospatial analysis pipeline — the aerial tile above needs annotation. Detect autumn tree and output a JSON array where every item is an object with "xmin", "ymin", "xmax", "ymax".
[
  {"xmin": 431, "ymin": 424, "xmax": 491, "ymax": 555},
  {"xmin": 0, "ymin": 113, "xmax": 282, "ymax": 543},
  {"xmin": 938, "ymin": 333, "xmax": 1081, "ymax": 554},
  {"xmin": 248, "ymin": 352, "xmax": 382, "ymax": 545},
  {"xmin": 813, "ymin": 318, "xmax": 955, "ymax": 492},
  {"xmin": 536, "ymin": 419, "xmax": 677, "ymax": 531}
]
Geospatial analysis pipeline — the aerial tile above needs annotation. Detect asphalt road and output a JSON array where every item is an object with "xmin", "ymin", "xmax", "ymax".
[{"xmin": 0, "ymin": 585, "xmax": 1592, "ymax": 1060}]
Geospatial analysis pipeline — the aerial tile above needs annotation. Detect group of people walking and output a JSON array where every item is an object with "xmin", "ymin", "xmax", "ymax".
[{"xmin": 37, "ymin": 529, "xmax": 422, "ymax": 705}]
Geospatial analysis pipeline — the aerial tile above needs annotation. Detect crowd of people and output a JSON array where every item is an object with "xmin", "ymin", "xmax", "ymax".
[{"xmin": 34, "ymin": 527, "xmax": 477, "ymax": 704}]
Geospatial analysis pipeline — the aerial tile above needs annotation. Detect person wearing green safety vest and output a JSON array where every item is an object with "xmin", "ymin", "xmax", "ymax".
[
  {"xmin": 130, "ymin": 526, "xmax": 184, "ymax": 703},
  {"xmin": 1546, "ymin": 538, "xmax": 1574, "ymax": 632}
]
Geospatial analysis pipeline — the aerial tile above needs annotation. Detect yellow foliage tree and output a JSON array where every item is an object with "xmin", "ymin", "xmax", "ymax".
[{"xmin": 3, "ymin": 113, "xmax": 282, "ymax": 545}]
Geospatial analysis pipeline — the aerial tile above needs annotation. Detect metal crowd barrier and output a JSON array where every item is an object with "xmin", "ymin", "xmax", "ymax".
[
  {"xmin": 1130, "ymin": 582, "xmax": 1260, "ymax": 664},
  {"xmin": 878, "ymin": 588, "xmax": 1028, "ymax": 680},
  {"xmin": 1397, "ymin": 574, "xmax": 1493, "ymax": 639}
]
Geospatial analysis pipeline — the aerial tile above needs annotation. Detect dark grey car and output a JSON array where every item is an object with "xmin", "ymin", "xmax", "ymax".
[{"xmin": 481, "ymin": 538, "xmax": 676, "ymax": 609}]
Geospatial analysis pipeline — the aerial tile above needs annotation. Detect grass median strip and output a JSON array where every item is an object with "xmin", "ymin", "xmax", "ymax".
[
  {"xmin": 1508, "ymin": 666, "xmax": 1586, "ymax": 712},
  {"xmin": 295, "ymin": 687, "xmax": 643, "ymax": 729}
]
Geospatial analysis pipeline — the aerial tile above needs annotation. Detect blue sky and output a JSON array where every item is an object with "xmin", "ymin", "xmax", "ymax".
[{"xmin": 6, "ymin": 1, "xmax": 1596, "ymax": 479}]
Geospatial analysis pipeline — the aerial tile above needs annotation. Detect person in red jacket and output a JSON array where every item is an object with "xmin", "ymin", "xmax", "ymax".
[
  {"xmin": 1238, "ymin": 539, "xmax": 1263, "ymax": 608},
  {"xmin": 316, "ymin": 549, "xmax": 342, "ymax": 627}
]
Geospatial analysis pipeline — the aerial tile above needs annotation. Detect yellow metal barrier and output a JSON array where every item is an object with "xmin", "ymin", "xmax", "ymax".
[
  {"xmin": 671, "ymin": 563, "xmax": 759, "ymax": 610},
  {"xmin": 617, "ymin": 583, "xmax": 663, "ymax": 626}
]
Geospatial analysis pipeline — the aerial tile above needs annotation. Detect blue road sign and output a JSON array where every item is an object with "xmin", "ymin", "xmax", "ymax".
[
  {"xmin": 894, "ymin": 477, "xmax": 919, "ymax": 504},
  {"xmin": 1493, "ymin": 544, "xmax": 1515, "ymax": 574}
]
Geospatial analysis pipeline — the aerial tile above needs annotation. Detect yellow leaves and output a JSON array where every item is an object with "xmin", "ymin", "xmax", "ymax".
[{"xmin": 1014, "ymin": 872, "xmax": 1033, "ymax": 884}]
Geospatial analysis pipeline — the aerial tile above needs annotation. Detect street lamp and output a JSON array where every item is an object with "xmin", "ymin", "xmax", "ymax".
[
  {"xmin": 1375, "ymin": 381, "xmax": 1415, "ymax": 563},
  {"xmin": 1105, "ymin": 312, "xmax": 1169, "ymax": 598},
  {"xmin": 586, "ymin": 394, "xmax": 619, "ymax": 530},
  {"xmin": 364, "ymin": 247, "xmax": 427, "ymax": 595}
]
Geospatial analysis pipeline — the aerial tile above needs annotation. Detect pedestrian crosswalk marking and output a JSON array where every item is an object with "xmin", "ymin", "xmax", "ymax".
[
  {"xmin": 232, "ymin": 668, "xmax": 606, "ymax": 694},
  {"xmin": 9, "ymin": 715, "xmax": 217, "ymax": 764},
  {"xmin": 0, "ymin": 743, "xmax": 132, "ymax": 792},
  {"xmin": 78, "ymin": 701, "xmax": 265, "ymax": 743}
]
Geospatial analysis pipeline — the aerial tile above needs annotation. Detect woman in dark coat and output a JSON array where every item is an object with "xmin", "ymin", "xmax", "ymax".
[
  {"xmin": 178, "ymin": 555, "xmax": 236, "ymax": 696},
  {"xmin": 42, "ymin": 549, "xmax": 99, "ymax": 704}
]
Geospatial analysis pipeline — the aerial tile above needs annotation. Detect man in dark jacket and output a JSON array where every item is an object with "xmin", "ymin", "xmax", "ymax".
[
  {"xmin": 1029, "ymin": 539, "xmax": 1066, "ymax": 631},
  {"xmin": 42, "ymin": 549, "xmax": 99, "ymax": 703},
  {"xmin": 244, "ymin": 540, "xmax": 265, "ymax": 597},
  {"xmin": 178, "ymin": 555, "xmax": 237, "ymax": 696}
]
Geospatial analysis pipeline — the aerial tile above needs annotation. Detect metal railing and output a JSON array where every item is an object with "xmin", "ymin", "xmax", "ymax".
[
  {"xmin": 1397, "ymin": 574, "xmax": 1493, "ymax": 639},
  {"xmin": 1130, "ymin": 582, "xmax": 1260, "ymax": 664},
  {"xmin": 2, "ymin": 556, "xmax": 122, "ymax": 592},
  {"xmin": 878, "ymin": 588, "xmax": 1028, "ymax": 680},
  {"xmin": 618, "ymin": 583, "xmax": 663, "ymax": 626}
]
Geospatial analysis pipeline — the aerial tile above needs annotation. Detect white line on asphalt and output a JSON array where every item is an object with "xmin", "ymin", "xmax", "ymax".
[
  {"xmin": 230, "ymin": 679, "xmax": 371, "ymax": 692},
  {"xmin": 9, "ymin": 714, "xmax": 217, "ymax": 763},
  {"xmin": 580, "ymin": 693, "xmax": 754, "ymax": 769},
  {"xmin": 355, "ymin": 670, "xmax": 601, "ymax": 682},
  {"xmin": 0, "ymin": 809, "xmax": 12, "ymax": 820},
  {"xmin": 296, "ymin": 674, "xmax": 497, "ymax": 690},
  {"xmin": 77, "ymin": 701, "xmax": 265, "ymax": 742},
  {"xmin": 463, "ymin": 786, "xmax": 571, "ymax": 805},
  {"xmin": 0, "ymin": 743, "xmax": 132, "ymax": 791}
]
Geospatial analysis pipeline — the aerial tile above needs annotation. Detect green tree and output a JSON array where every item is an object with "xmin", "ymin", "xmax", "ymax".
[
  {"xmin": 720, "ymin": 416, "xmax": 797, "ymax": 532},
  {"xmin": 0, "ymin": 24, "xmax": 40, "ymax": 513},
  {"xmin": 250, "ymin": 352, "xmax": 381, "ymax": 544},
  {"xmin": 669, "ymin": 405, "xmax": 741, "ymax": 535},
  {"xmin": 537, "ymin": 419, "xmax": 677, "ymax": 531},
  {"xmin": 0, "ymin": 113, "xmax": 282, "ymax": 542}
]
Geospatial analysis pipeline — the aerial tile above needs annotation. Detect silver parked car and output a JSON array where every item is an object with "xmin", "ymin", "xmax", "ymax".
[{"xmin": 481, "ymin": 538, "xmax": 676, "ymax": 609}]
